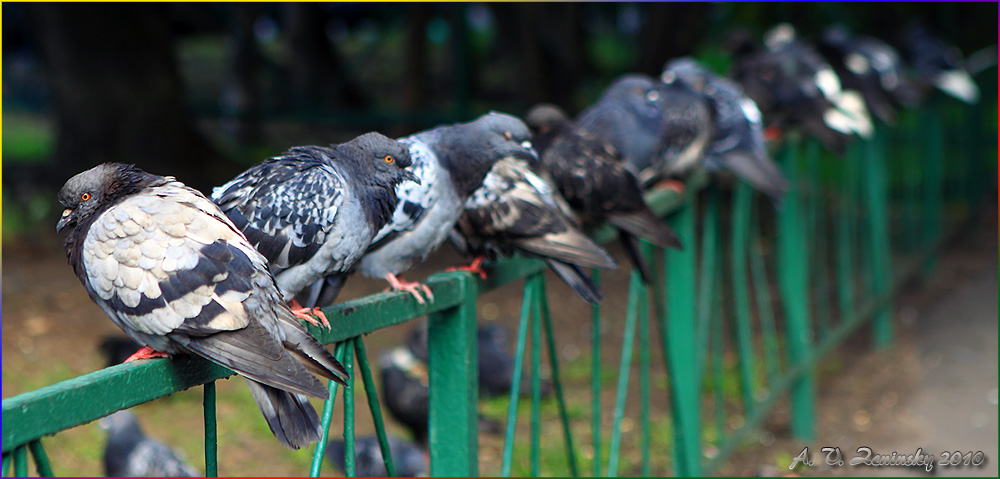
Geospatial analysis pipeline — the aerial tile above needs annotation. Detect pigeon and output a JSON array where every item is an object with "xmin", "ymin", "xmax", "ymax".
[
  {"xmin": 326, "ymin": 436, "xmax": 428, "ymax": 477},
  {"xmin": 525, "ymin": 103, "xmax": 680, "ymax": 283},
  {"xmin": 661, "ymin": 58, "xmax": 788, "ymax": 202},
  {"xmin": 450, "ymin": 155, "xmax": 618, "ymax": 304},
  {"xmin": 101, "ymin": 410, "xmax": 200, "ymax": 477},
  {"xmin": 381, "ymin": 324, "xmax": 545, "ymax": 444},
  {"xmin": 57, "ymin": 163, "xmax": 349, "ymax": 450},
  {"xmin": 575, "ymin": 73, "xmax": 713, "ymax": 187},
  {"xmin": 729, "ymin": 24, "xmax": 871, "ymax": 154},
  {"xmin": 98, "ymin": 335, "xmax": 144, "ymax": 367},
  {"xmin": 818, "ymin": 25, "xmax": 918, "ymax": 123},
  {"xmin": 897, "ymin": 23, "xmax": 980, "ymax": 104},
  {"xmin": 211, "ymin": 133, "xmax": 418, "ymax": 318},
  {"xmin": 358, "ymin": 112, "xmax": 539, "ymax": 304}
]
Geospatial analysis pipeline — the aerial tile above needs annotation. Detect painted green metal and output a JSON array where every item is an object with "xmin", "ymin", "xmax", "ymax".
[
  {"xmin": 2, "ymin": 451, "xmax": 11, "ymax": 477},
  {"xmin": 922, "ymin": 99, "xmax": 945, "ymax": 273},
  {"xmin": 590, "ymin": 268, "xmax": 602, "ymax": 478},
  {"xmin": 27, "ymin": 441, "xmax": 52, "ymax": 477},
  {"xmin": 343, "ymin": 340, "xmax": 356, "ymax": 477},
  {"xmin": 638, "ymin": 256, "xmax": 652, "ymax": 477},
  {"xmin": 427, "ymin": 272, "xmax": 479, "ymax": 477},
  {"xmin": 837, "ymin": 146, "xmax": 859, "ymax": 321},
  {"xmin": 664, "ymin": 196, "xmax": 701, "ymax": 476},
  {"xmin": 710, "ymin": 286, "xmax": 727, "ymax": 444},
  {"xmin": 530, "ymin": 275, "xmax": 542, "ymax": 477},
  {"xmin": 865, "ymin": 129, "xmax": 894, "ymax": 348},
  {"xmin": 203, "ymin": 381, "xmax": 218, "ymax": 477},
  {"xmin": 537, "ymin": 277, "xmax": 579, "ymax": 477},
  {"xmin": 731, "ymin": 182, "xmax": 758, "ymax": 411},
  {"xmin": 777, "ymin": 140, "xmax": 816, "ymax": 441},
  {"xmin": 12, "ymin": 447, "xmax": 25, "ymax": 478},
  {"xmin": 695, "ymin": 187, "xmax": 720, "ymax": 382},
  {"xmin": 354, "ymin": 338, "xmax": 397, "ymax": 477},
  {"xmin": 807, "ymin": 141, "xmax": 834, "ymax": 334},
  {"xmin": 749, "ymin": 202, "xmax": 780, "ymax": 380},
  {"xmin": 501, "ymin": 276, "xmax": 534, "ymax": 477},
  {"xmin": 605, "ymin": 271, "xmax": 641, "ymax": 477},
  {"xmin": 310, "ymin": 343, "xmax": 348, "ymax": 477}
]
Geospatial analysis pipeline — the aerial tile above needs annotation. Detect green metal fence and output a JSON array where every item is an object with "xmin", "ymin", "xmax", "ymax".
[{"xmin": 2, "ymin": 91, "xmax": 994, "ymax": 477}]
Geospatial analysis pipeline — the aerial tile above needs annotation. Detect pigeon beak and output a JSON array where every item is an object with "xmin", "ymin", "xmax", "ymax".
[
  {"xmin": 517, "ymin": 141, "xmax": 540, "ymax": 163},
  {"xmin": 56, "ymin": 208, "xmax": 73, "ymax": 233},
  {"xmin": 401, "ymin": 169, "xmax": 421, "ymax": 185}
]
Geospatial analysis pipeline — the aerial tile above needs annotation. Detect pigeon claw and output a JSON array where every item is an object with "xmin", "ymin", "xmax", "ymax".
[
  {"xmin": 384, "ymin": 273, "xmax": 434, "ymax": 305},
  {"xmin": 123, "ymin": 346, "xmax": 170, "ymax": 363},
  {"xmin": 288, "ymin": 299, "xmax": 331, "ymax": 329},
  {"xmin": 445, "ymin": 256, "xmax": 488, "ymax": 279}
]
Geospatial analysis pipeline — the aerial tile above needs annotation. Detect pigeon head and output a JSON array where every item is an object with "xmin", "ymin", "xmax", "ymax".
[
  {"xmin": 340, "ymin": 132, "xmax": 420, "ymax": 186},
  {"xmin": 525, "ymin": 104, "xmax": 571, "ymax": 134},
  {"xmin": 57, "ymin": 163, "xmax": 165, "ymax": 235},
  {"xmin": 100, "ymin": 410, "xmax": 145, "ymax": 440},
  {"xmin": 430, "ymin": 111, "xmax": 538, "ymax": 196},
  {"xmin": 661, "ymin": 57, "xmax": 712, "ymax": 93}
]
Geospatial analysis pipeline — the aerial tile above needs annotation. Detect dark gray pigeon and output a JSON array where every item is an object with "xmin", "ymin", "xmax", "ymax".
[
  {"xmin": 101, "ymin": 410, "xmax": 200, "ymax": 477},
  {"xmin": 897, "ymin": 23, "xmax": 981, "ymax": 104},
  {"xmin": 574, "ymin": 73, "xmax": 713, "ymax": 187},
  {"xmin": 57, "ymin": 163, "xmax": 349, "ymax": 450},
  {"xmin": 358, "ymin": 112, "xmax": 538, "ymax": 304},
  {"xmin": 818, "ymin": 25, "xmax": 918, "ymax": 124},
  {"xmin": 451, "ymin": 155, "xmax": 618, "ymax": 304},
  {"xmin": 211, "ymin": 133, "xmax": 417, "ymax": 316},
  {"xmin": 661, "ymin": 58, "xmax": 788, "ymax": 203},
  {"xmin": 326, "ymin": 436, "xmax": 428, "ymax": 477},
  {"xmin": 526, "ymin": 103, "xmax": 680, "ymax": 284}
]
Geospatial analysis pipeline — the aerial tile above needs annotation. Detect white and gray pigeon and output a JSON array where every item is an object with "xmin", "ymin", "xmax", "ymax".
[
  {"xmin": 357, "ymin": 111, "xmax": 539, "ymax": 304},
  {"xmin": 451, "ymin": 155, "xmax": 619, "ymax": 304},
  {"xmin": 661, "ymin": 57, "xmax": 788, "ymax": 203},
  {"xmin": 211, "ymin": 133, "xmax": 417, "ymax": 313},
  {"xmin": 574, "ymin": 73, "xmax": 713, "ymax": 187},
  {"xmin": 101, "ymin": 410, "xmax": 200, "ymax": 477},
  {"xmin": 57, "ymin": 163, "xmax": 349, "ymax": 450},
  {"xmin": 526, "ymin": 103, "xmax": 680, "ymax": 285},
  {"xmin": 326, "ymin": 436, "xmax": 428, "ymax": 477}
]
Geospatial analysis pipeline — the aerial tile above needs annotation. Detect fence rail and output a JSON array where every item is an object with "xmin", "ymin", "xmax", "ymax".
[{"xmin": 2, "ymin": 92, "xmax": 994, "ymax": 477}]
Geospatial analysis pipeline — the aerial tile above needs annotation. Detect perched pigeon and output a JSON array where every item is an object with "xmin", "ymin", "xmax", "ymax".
[
  {"xmin": 101, "ymin": 410, "xmax": 199, "ymax": 477},
  {"xmin": 451, "ymin": 155, "xmax": 618, "ymax": 304},
  {"xmin": 729, "ymin": 24, "xmax": 871, "ymax": 154},
  {"xmin": 358, "ymin": 112, "xmax": 539, "ymax": 304},
  {"xmin": 57, "ymin": 163, "xmax": 349, "ymax": 450},
  {"xmin": 98, "ymin": 335, "xmax": 144, "ymax": 368},
  {"xmin": 661, "ymin": 58, "xmax": 788, "ymax": 202},
  {"xmin": 326, "ymin": 436, "xmax": 428, "ymax": 477},
  {"xmin": 525, "ymin": 103, "xmax": 680, "ymax": 283},
  {"xmin": 897, "ymin": 23, "xmax": 980, "ymax": 104},
  {"xmin": 818, "ymin": 25, "xmax": 918, "ymax": 123},
  {"xmin": 211, "ymin": 133, "xmax": 418, "ymax": 316},
  {"xmin": 381, "ymin": 324, "xmax": 545, "ymax": 443},
  {"xmin": 574, "ymin": 73, "xmax": 713, "ymax": 187}
]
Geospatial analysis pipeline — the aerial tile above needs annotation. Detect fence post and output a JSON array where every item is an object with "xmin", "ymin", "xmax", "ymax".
[
  {"xmin": 865, "ymin": 129, "xmax": 893, "ymax": 347},
  {"xmin": 777, "ymin": 139, "xmax": 816, "ymax": 441},
  {"xmin": 428, "ymin": 272, "xmax": 479, "ymax": 476},
  {"xmin": 664, "ymin": 198, "xmax": 701, "ymax": 476}
]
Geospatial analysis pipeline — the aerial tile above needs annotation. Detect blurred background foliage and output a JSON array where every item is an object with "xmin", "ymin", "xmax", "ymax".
[{"xmin": 2, "ymin": 2, "xmax": 996, "ymax": 241}]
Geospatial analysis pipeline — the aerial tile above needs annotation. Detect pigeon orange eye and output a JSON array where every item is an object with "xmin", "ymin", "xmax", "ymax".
[
  {"xmin": 384, "ymin": 155, "xmax": 394, "ymax": 163},
  {"xmin": 81, "ymin": 193, "xmax": 91, "ymax": 201}
]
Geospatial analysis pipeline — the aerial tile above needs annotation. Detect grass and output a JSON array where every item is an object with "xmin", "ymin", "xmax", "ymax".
[{"xmin": 2, "ymin": 113, "xmax": 54, "ymax": 163}]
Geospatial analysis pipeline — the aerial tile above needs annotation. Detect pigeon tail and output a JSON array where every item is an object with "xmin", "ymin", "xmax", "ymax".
[
  {"xmin": 545, "ymin": 259, "xmax": 605, "ymax": 304},
  {"xmin": 515, "ymin": 229, "xmax": 618, "ymax": 271},
  {"xmin": 246, "ymin": 379, "xmax": 323, "ymax": 450},
  {"xmin": 719, "ymin": 152, "xmax": 789, "ymax": 204},
  {"xmin": 606, "ymin": 208, "xmax": 682, "ymax": 250},
  {"xmin": 618, "ymin": 231, "xmax": 653, "ymax": 284}
]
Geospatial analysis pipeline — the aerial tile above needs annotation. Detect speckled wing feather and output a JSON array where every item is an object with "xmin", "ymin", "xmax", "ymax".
[{"xmin": 212, "ymin": 151, "xmax": 346, "ymax": 273}]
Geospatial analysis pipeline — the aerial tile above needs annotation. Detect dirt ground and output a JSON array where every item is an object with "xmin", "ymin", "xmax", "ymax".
[{"xmin": 2, "ymin": 205, "xmax": 996, "ymax": 476}]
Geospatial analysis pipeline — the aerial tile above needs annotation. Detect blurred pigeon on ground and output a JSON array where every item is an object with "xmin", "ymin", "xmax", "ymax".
[
  {"xmin": 101, "ymin": 410, "xmax": 199, "ymax": 477},
  {"xmin": 450, "ymin": 155, "xmax": 618, "ymax": 304},
  {"xmin": 897, "ymin": 23, "xmax": 981, "ymax": 104},
  {"xmin": 661, "ymin": 58, "xmax": 788, "ymax": 202},
  {"xmin": 326, "ymin": 436, "xmax": 428, "ymax": 477},
  {"xmin": 358, "ymin": 112, "xmax": 538, "ymax": 304},
  {"xmin": 729, "ymin": 24, "xmax": 871, "ymax": 154},
  {"xmin": 526, "ymin": 103, "xmax": 680, "ymax": 283},
  {"xmin": 575, "ymin": 73, "xmax": 713, "ymax": 187},
  {"xmin": 212, "ymin": 133, "xmax": 418, "ymax": 318},
  {"xmin": 58, "ymin": 163, "xmax": 349, "ymax": 450},
  {"xmin": 98, "ymin": 335, "xmax": 144, "ymax": 368},
  {"xmin": 818, "ymin": 25, "xmax": 918, "ymax": 123},
  {"xmin": 380, "ymin": 346, "xmax": 431, "ymax": 444}
]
